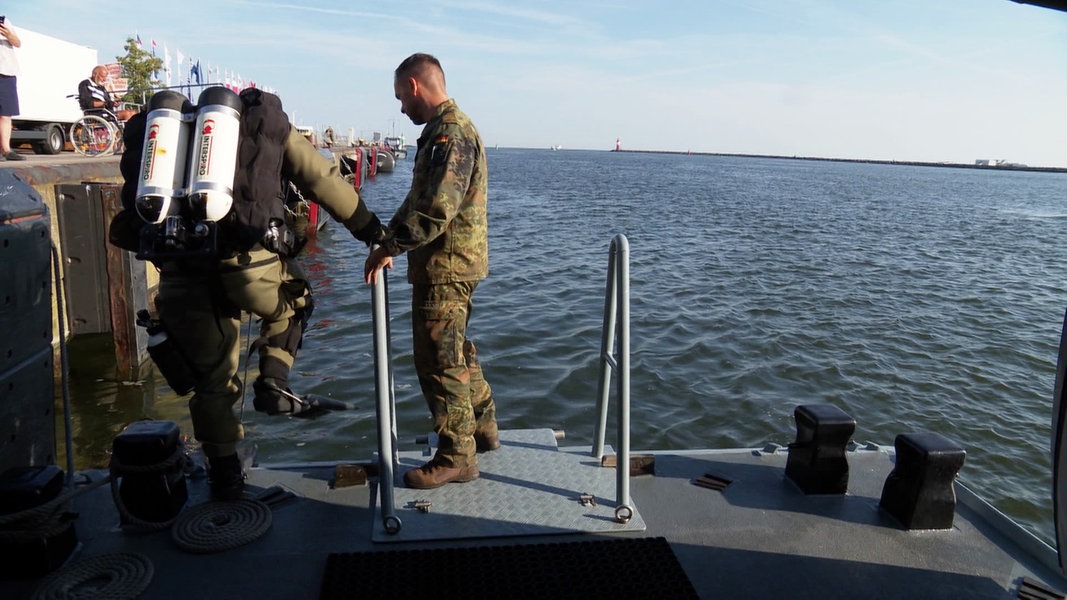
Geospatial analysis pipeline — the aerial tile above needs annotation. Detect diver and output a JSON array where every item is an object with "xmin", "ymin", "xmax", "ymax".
[{"xmin": 109, "ymin": 87, "xmax": 385, "ymax": 500}]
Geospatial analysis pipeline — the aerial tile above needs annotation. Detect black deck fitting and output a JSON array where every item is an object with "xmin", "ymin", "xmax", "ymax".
[
  {"xmin": 112, "ymin": 420, "xmax": 188, "ymax": 523},
  {"xmin": 785, "ymin": 404, "xmax": 856, "ymax": 495},
  {"xmin": 0, "ymin": 465, "xmax": 77, "ymax": 579},
  {"xmin": 879, "ymin": 431, "xmax": 966, "ymax": 530}
]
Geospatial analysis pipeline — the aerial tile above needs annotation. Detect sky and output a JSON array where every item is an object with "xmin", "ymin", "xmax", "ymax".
[{"xmin": 10, "ymin": 0, "xmax": 1067, "ymax": 167}]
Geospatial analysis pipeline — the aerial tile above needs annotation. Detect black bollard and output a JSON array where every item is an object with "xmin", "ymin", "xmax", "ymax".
[
  {"xmin": 785, "ymin": 404, "xmax": 856, "ymax": 495},
  {"xmin": 879, "ymin": 432, "xmax": 966, "ymax": 530},
  {"xmin": 0, "ymin": 465, "xmax": 77, "ymax": 579},
  {"xmin": 112, "ymin": 420, "xmax": 188, "ymax": 524}
]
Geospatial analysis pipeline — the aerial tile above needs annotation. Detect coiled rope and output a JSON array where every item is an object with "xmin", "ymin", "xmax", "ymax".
[
  {"xmin": 30, "ymin": 552, "xmax": 153, "ymax": 600},
  {"xmin": 108, "ymin": 446, "xmax": 191, "ymax": 531},
  {"xmin": 171, "ymin": 498, "xmax": 272, "ymax": 553}
]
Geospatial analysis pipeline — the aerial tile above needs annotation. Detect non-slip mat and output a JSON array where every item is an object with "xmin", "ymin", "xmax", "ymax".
[
  {"xmin": 372, "ymin": 429, "xmax": 646, "ymax": 542},
  {"xmin": 321, "ymin": 536, "xmax": 698, "ymax": 600}
]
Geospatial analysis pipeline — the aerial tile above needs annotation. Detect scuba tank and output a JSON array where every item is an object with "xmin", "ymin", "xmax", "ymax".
[
  {"xmin": 134, "ymin": 91, "xmax": 193, "ymax": 225},
  {"xmin": 187, "ymin": 86, "xmax": 243, "ymax": 223}
]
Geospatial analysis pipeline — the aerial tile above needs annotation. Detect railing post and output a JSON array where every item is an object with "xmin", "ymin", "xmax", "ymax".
[
  {"xmin": 592, "ymin": 241, "xmax": 619, "ymax": 460},
  {"xmin": 371, "ymin": 247, "xmax": 401, "ymax": 534},
  {"xmin": 592, "ymin": 235, "xmax": 633, "ymax": 523},
  {"xmin": 614, "ymin": 235, "xmax": 632, "ymax": 523}
]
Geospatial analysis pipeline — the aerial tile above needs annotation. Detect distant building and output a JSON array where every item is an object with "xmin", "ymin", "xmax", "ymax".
[{"xmin": 974, "ymin": 159, "xmax": 1026, "ymax": 168}]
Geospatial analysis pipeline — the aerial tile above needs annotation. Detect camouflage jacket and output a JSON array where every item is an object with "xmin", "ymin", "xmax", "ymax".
[{"xmin": 383, "ymin": 99, "xmax": 488, "ymax": 284}]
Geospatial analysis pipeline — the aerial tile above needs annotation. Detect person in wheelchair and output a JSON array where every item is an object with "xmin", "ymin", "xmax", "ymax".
[{"xmin": 78, "ymin": 65, "xmax": 136, "ymax": 125}]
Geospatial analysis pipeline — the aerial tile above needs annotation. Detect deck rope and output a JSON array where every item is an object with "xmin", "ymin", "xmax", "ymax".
[
  {"xmin": 108, "ymin": 446, "xmax": 191, "ymax": 531},
  {"xmin": 170, "ymin": 498, "xmax": 272, "ymax": 553},
  {"xmin": 29, "ymin": 552, "xmax": 153, "ymax": 600}
]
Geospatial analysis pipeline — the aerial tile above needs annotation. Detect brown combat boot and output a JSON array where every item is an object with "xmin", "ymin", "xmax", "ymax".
[
  {"xmin": 403, "ymin": 461, "xmax": 480, "ymax": 489},
  {"xmin": 475, "ymin": 421, "xmax": 500, "ymax": 453},
  {"xmin": 475, "ymin": 432, "xmax": 500, "ymax": 453}
]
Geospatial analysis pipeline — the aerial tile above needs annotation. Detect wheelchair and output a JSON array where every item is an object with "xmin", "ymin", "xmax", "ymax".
[{"xmin": 69, "ymin": 107, "xmax": 125, "ymax": 157}]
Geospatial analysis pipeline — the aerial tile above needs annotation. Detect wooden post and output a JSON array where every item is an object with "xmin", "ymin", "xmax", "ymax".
[{"xmin": 99, "ymin": 185, "xmax": 150, "ymax": 381}]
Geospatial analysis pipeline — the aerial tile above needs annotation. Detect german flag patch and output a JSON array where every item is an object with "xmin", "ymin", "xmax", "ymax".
[{"xmin": 430, "ymin": 136, "xmax": 450, "ymax": 165}]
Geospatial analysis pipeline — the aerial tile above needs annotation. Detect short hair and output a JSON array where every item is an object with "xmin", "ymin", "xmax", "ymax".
[{"xmin": 395, "ymin": 53, "xmax": 445, "ymax": 86}]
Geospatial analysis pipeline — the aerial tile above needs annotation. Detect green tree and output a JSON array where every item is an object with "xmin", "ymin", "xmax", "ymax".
[{"xmin": 116, "ymin": 37, "xmax": 163, "ymax": 106}]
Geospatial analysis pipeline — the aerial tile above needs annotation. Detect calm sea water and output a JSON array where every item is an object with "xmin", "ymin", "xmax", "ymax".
[{"xmin": 65, "ymin": 148, "xmax": 1067, "ymax": 545}]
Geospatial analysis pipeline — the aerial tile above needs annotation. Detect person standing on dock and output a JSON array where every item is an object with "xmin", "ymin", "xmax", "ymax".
[
  {"xmin": 0, "ymin": 16, "xmax": 23, "ymax": 161},
  {"xmin": 364, "ymin": 52, "xmax": 499, "ymax": 489}
]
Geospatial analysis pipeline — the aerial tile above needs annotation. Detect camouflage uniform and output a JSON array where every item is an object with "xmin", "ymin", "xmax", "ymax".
[
  {"xmin": 380, "ymin": 99, "xmax": 495, "ymax": 468},
  {"xmin": 137, "ymin": 125, "xmax": 380, "ymax": 460}
]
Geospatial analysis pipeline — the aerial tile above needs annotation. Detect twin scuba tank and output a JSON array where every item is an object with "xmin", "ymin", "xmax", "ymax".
[{"xmin": 135, "ymin": 87, "xmax": 243, "ymax": 259}]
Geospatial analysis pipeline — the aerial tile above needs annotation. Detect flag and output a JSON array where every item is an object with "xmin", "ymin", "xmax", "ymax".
[
  {"xmin": 191, "ymin": 60, "xmax": 201, "ymax": 86},
  {"xmin": 136, "ymin": 34, "xmax": 142, "ymax": 47},
  {"xmin": 163, "ymin": 44, "xmax": 172, "ymax": 86},
  {"xmin": 151, "ymin": 39, "xmax": 157, "ymax": 55}
]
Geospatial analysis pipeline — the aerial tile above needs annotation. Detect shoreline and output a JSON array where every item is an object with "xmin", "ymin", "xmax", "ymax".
[{"xmin": 608, "ymin": 148, "xmax": 1067, "ymax": 174}]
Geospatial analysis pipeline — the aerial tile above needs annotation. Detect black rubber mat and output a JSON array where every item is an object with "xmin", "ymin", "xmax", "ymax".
[{"xmin": 320, "ymin": 536, "xmax": 698, "ymax": 600}]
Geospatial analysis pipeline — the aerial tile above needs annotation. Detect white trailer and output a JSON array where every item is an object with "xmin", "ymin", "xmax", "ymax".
[{"xmin": 11, "ymin": 28, "xmax": 98, "ymax": 154}]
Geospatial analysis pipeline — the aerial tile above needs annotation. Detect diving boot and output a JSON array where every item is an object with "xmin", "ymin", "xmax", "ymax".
[
  {"xmin": 253, "ymin": 377, "xmax": 296, "ymax": 415},
  {"xmin": 253, "ymin": 376, "xmax": 351, "ymax": 417},
  {"xmin": 207, "ymin": 454, "xmax": 245, "ymax": 501}
]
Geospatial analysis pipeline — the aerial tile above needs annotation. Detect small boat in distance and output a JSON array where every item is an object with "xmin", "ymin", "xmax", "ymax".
[{"xmin": 383, "ymin": 136, "xmax": 407, "ymax": 159}]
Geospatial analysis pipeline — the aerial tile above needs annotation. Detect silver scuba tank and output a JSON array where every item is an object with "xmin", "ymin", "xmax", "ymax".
[
  {"xmin": 135, "ymin": 91, "xmax": 193, "ymax": 224},
  {"xmin": 186, "ymin": 86, "xmax": 243, "ymax": 223}
]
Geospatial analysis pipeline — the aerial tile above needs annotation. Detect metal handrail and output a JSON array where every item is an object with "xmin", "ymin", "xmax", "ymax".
[
  {"xmin": 591, "ymin": 234, "xmax": 633, "ymax": 523},
  {"xmin": 370, "ymin": 247, "xmax": 401, "ymax": 534}
]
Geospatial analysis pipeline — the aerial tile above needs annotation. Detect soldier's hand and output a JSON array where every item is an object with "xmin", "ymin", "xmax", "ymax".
[{"xmin": 364, "ymin": 246, "xmax": 393, "ymax": 285}]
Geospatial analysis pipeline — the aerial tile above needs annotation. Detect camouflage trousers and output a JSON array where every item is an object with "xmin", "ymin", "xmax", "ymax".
[
  {"xmin": 154, "ymin": 247, "xmax": 311, "ymax": 458},
  {"xmin": 411, "ymin": 281, "xmax": 496, "ymax": 467}
]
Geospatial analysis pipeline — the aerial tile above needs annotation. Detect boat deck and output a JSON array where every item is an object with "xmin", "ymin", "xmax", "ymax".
[{"xmin": 3, "ymin": 427, "xmax": 1066, "ymax": 599}]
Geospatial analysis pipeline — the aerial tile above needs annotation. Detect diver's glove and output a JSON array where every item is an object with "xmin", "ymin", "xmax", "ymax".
[{"xmin": 352, "ymin": 213, "xmax": 388, "ymax": 247}]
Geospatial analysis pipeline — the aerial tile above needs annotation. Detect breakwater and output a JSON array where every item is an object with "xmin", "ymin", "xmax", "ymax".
[{"xmin": 611, "ymin": 148, "xmax": 1067, "ymax": 174}]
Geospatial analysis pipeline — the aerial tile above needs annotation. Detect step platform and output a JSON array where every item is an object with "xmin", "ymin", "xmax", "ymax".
[{"xmin": 372, "ymin": 428, "xmax": 646, "ymax": 542}]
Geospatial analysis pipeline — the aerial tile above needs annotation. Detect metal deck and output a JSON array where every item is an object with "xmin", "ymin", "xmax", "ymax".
[
  {"xmin": 3, "ymin": 430, "xmax": 1067, "ymax": 599},
  {"xmin": 374, "ymin": 428, "xmax": 645, "ymax": 542}
]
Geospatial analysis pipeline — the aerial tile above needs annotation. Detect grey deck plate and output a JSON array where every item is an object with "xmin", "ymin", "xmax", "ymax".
[{"xmin": 372, "ymin": 429, "xmax": 646, "ymax": 542}]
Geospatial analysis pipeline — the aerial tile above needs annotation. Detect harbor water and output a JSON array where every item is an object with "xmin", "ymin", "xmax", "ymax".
[{"xmin": 63, "ymin": 148, "xmax": 1067, "ymax": 546}]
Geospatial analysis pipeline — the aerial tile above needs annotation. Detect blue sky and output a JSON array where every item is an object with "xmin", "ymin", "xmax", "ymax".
[{"xmin": 11, "ymin": 1, "xmax": 1067, "ymax": 166}]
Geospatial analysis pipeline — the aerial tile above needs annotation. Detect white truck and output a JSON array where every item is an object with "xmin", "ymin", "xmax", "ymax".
[{"xmin": 11, "ymin": 28, "xmax": 98, "ymax": 154}]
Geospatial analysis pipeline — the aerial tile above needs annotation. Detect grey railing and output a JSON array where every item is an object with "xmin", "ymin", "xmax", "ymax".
[
  {"xmin": 592, "ymin": 234, "xmax": 634, "ymax": 524},
  {"xmin": 371, "ymin": 235, "xmax": 634, "ymax": 531},
  {"xmin": 370, "ymin": 249, "xmax": 401, "ymax": 534}
]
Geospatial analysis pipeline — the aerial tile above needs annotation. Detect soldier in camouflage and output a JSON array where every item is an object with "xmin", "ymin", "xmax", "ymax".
[{"xmin": 365, "ymin": 52, "xmax": 499, "ymax": 489}]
